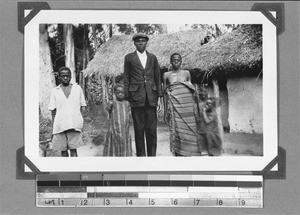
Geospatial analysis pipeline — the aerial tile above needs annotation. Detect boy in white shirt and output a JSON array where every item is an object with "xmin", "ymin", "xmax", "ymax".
[{"xmin": 49, "ymin": 67, "xmax": 87, "ymax": 157}]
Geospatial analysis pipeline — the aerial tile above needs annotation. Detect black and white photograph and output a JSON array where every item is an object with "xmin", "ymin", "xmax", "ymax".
[
  {"xmin": 24, "ymin": 10, "xmax": 277, "ymax": 172},
  {"xmin": 3, "ymin": 1, "xmax": 300, "ymax": 214}
]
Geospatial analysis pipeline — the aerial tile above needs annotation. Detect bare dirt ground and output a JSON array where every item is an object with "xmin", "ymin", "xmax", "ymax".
[
  {"xmin": 77, "ymin": 122, "xmax": 263, "ymax": 157},
  {"xmin": 41, "ymin": 109, "xmax": 263, "ymax": 157}
]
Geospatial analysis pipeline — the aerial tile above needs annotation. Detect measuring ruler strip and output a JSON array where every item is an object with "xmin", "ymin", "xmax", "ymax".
[
  {"xmin": 37, "ymin": 174, "xmax": 263, "ymax": 207},
  {"xmin": 37, "ymin": 197, "xmax": 261, "ymax": 207}
]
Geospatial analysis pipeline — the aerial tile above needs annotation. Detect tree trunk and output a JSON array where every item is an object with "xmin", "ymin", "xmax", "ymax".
[
  {"xmin": 212, "ymin": 79, "xmax": 224, "ymax": 144},
  {"xmin": 83, "ymin": 48, "xmax": 90, "ymax": 97},
  {"xmin": 64, "ymin": 24, "xmax": 76, "ymax": 83},
  {"xmin": 92, "ymin": 24, "xmax": 107, "ymax": 107},
  {"xmin": 109, "ymin": 24, "xmax": 113, "ymax": 38},
  {"xmin": 39, "ymin": 24, "xmax": 56, "ymax": 120},
  {"xmin": 80, "ymin": 24, "xmax": 90, "ymax": 94}
]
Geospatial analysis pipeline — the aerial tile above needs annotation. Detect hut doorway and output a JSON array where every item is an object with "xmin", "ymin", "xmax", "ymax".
[
  {"xmin": 202, "ymin": 75, "xmax": 230, "ymax": 134},
  {"xmin": 218, "ymin": 76, "xmax": 230, "ymax": 133}
]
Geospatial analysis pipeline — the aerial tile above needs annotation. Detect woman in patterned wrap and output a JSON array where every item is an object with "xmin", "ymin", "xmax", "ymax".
[{"xmin": 163, "ymin": 53, "xmax": 206, "ymax": 156}]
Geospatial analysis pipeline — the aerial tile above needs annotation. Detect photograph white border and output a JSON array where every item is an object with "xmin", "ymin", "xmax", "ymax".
[{"xmin": 24, "ymin": 10, "xmax": 277, "ymax": 172}]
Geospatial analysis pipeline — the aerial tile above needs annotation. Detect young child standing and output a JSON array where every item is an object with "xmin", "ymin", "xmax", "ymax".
[
  {"xmin": 103, "ymin": 84, "xmax": 132, "ymax": 156},
  {"xmin": 202, "ymin": 98, "xmax": 222, "ymax": 156},
  {"xmin": 49, "ymin": 67, "xmax": 87, "ymax": 157}
]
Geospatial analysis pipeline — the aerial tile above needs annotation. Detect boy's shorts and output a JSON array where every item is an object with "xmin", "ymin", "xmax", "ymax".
[{"xmin": 52, "ymin": 129, "xmax": 83, "ymax": 151}]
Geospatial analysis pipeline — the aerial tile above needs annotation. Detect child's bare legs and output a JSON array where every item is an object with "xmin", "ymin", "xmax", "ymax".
[
  {"xmin": 61, "ymin": 150, "xmax": 69, "ymax": 157},
  {"xmin": 70, "ymin": 149, "xmax": 78, "ymax": 157},
  {"xmin": 61, "ymin": 149, "xmax": 78, "ymax": 157}
]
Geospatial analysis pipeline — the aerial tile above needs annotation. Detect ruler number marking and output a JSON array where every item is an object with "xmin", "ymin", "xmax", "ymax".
[
  {"xmin": 217, "ymin": 199, "xmax": 223, "ymax": 206},
  {"xmin": 80, "ymin": 199, "xmax": 88, "ymax": 205},
  {"xmin": 150, "ymin": 199, "xmax": 155, "ymax": 205},
  {"xmin": 128, "ymin": 199, "xmax": 133, "ymax": 205},
  {"xmin": 173, "ymin": 199, "xmax": 178, "ymax": 205},
  {"xmin": 240, "ymin": 199, "xmax": 246, "ymax": 206},
  {"xmin": 195, "ymin": 199, "xmax": 200, "ymax": 205},
  {"xmin": 105, "ymin": 199, "xmax": 110, "ymax": 205}
]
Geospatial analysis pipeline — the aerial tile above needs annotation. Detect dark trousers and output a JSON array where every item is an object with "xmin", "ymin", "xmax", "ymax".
[{"xmin": 131, "ymin": 105, "xmax": 157, "ymax": 157}]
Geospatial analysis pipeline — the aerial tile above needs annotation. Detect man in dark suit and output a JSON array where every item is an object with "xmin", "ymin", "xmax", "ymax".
[{"xmin": 124, "ymin": 33, "xmax": 163, "ymax": 156}]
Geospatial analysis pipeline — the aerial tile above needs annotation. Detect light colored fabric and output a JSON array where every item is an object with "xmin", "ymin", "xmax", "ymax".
[
  {"xmin": 103, "ymin": 100, "xmax": 132, "ymax": 157},
  {"xmin": 49, "ymin": 83, "xmax": 86, "ymax": 134},
  {"xmin": 165, "ymin": 82, "xmax": 204, "ymax": 156},
  {"xmin": 137, "ymin": 50, "xmax": 147, "ymax": 68},
  {"xmin": 52, "ymin": 130, "xmax": 83, "ymax": 151}
]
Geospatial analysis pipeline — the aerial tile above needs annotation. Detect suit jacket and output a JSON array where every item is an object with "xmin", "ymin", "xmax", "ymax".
[{"xmin": 123, "ymin": 50, "xmax": 162, "ymax": 107}]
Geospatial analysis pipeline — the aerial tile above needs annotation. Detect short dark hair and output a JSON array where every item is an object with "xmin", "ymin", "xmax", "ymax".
[
  {"xmin": 114, "ymin": 83, "xmax": 125, "ymax": 92},
  {"xmin": 58, "ymin": 67, "xmax": 71, "ymax": 75},
  {"xmin": 170, "ymin": 53, "xmax": 182, "ymax": 62}
]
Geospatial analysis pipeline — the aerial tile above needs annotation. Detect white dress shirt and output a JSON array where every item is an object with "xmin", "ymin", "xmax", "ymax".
[{"xmin": 137, "ymin": 51, "xmax": 147, "ymax": 69}]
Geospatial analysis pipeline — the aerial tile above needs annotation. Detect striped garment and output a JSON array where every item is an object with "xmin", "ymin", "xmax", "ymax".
[
  {"xmin": 103, "ymin": 100, "xmax": 132, "ymax": 156},
  {"xmin": 165, "ymin": 82, "xmax": 205, "ymax": 156}
]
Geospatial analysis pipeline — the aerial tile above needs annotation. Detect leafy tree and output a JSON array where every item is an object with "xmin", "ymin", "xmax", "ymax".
[
  {"xmin": 48, "ymin": 24, "xmax": 64, "ymax": 83},
  {"xmin": 134, "ymin": 24, "xmax": 167, "ymax": 34},
  {"xmin": 116, "ymin": 24, "xmax": 134, "ymax": 35},
  {"xmin": 190, "ymin": 24, "xmax": 239, "ymax": 39}
]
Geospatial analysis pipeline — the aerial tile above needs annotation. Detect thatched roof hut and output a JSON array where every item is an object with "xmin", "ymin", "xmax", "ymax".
[
  {"xmin": 83, "ymin": 25, "xmax": 262, "ymax": 81},
  {"xmin": 83, "ymin": 29, "xmax": 208, "ymax": 77},
  {"xmin": 186, "ymin": 25, "xmax": 262, "ymax": 81}
]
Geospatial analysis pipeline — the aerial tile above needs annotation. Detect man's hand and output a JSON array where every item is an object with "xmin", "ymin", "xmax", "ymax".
[{"xmin": 157, "ymin": 97, "xmax": 163, "ymax": 113}]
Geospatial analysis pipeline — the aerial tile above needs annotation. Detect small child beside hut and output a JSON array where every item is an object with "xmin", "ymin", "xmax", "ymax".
[
  {"xmin": 103, "ymin": 84, "xmax": 132, "ymax": 156},
  {"xmin": 201, "ymin": 97, "xmax": 222, "ymax": 156}
]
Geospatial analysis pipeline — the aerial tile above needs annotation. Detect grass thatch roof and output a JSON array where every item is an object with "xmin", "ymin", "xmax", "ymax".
[
  {"xmin": 83, "ymin": 29, "xmax": 208, "ymax": 77},
  {"xmin": 83, "ymin": 25, "xmax": 262, "ymax": 80},
  {"xmin": 185, "ymin": 25, "xmax": 262, "ymax": 80}
]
